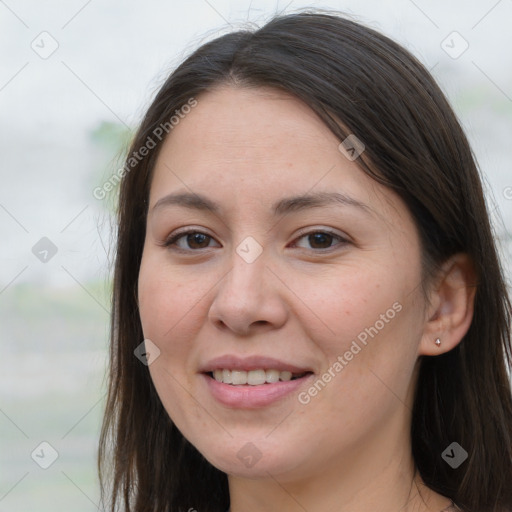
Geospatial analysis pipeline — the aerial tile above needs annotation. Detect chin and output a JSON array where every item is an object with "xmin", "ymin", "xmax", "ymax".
[{"xmin": 198, "ymin": 439, "xmax": 307, "ymax": 480}]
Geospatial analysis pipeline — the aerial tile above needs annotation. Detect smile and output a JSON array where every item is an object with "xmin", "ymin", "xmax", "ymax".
[
  {"xmin": 202, "ymin": 371, "xmax": 314, "ymax": 409},
  {"xmin": 199, "ymin": 355, "xmax": 315, "ymax": 408}
]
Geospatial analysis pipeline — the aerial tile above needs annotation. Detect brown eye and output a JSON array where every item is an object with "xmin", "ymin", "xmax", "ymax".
[
  {"xmin": 164, "ymin": 230, "xmax": 218, "ymax": 251},
  {"xmin": 307, "ymin": 232, "xmax": 334, "ymax": 249},
  {"xmin": 185, "ymin": 233, "xmax": 211, "ymax": 249},
  {"xmin": 293, "ymin": 230, "xmax": 348, "ymax": 251}
]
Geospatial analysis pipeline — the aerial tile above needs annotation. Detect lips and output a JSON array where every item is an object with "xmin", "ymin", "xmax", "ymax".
[
  {"xmin": 202, "ymin": 371, "xmax": 314, "ymax": 409},
  {"xmin": 199, "ymin": 355, "xmax": 314, "ymax": 407}
]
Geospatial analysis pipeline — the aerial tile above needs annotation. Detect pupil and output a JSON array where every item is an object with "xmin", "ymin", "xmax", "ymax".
[
  {"xmin": 188, "ymin": 233, "xmax": 209, "ymax": 248},
  {"xmin": 309, "ymin": 233, "xmax": 332, "ymax": 249}
]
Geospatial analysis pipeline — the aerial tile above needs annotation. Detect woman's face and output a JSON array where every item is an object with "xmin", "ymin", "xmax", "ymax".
[{"xmin": 138, "ymin": 85, "xmax": 429, "ymax": 481}]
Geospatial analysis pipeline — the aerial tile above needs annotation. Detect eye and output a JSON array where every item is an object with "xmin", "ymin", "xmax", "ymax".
[
  {"xmin": 292, "ymin": 229, "xmax": 348, "ymax": 251},
  {"xmin": 163, "ymin": 229, "xmax": 219, "ymax": 251}
]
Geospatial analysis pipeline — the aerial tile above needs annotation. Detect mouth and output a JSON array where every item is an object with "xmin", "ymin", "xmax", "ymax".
[
  {"xmin": 199, "ymin": 355, "xmax": 315, "ymax": 407},
  {"xmin": 205, "ymin": 369, "xmax": 313, "ymax": 386}
]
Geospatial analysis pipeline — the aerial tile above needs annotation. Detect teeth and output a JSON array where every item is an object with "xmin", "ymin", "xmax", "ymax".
[
  {"xmin": 247, "ymin": 369, "xmax": 266, "ymax": 385},
  {"xmin": 280, "ymin": 371, "xmax": 292, "ymax": 381},
  {"xmin": 265, "ymin": 369, "xmax": 280, "ymax": 383},
  {"xmin": 222, "ymin": 369, "xmax": 232, "ymax": 384},
  {"xmin": 231, "ymin": 370, "xmax": 247, "ymax": 385},
  {"xmin": 211, "ymin": 369, "xmax": 305, "ymax": 385}
]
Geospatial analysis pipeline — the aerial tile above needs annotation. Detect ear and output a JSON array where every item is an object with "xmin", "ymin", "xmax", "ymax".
[{"xmin": 418, "ymin": 253, "xmax": 477, "ymax": 356}]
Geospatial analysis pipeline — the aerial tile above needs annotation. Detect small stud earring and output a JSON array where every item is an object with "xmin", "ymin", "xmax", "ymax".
[{"xmin": 435, "ymin": 338, "xmax": 441, "ymax": 346}]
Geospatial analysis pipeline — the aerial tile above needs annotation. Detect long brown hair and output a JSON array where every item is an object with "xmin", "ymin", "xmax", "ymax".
[{"xmin": 98, "ymin": 11, "xmax": 512, "ymax": 512}]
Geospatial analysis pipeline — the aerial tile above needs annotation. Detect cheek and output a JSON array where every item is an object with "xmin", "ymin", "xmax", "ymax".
[
  {"xmin": 137, "ymin": 255, "xmax": 207, "ymax": 414},
  {"xmin": 138, "ymin": 253, "xmax": 210, "ymax": 431},
  {"xmin": 295, "ymin": 263, "xmax": 405, "ymax": 347},
  {"xmin": 294, "ymin": 260, "xmax": 422, "ymax": 403},
  {"xmin": 138, "ymin": 252, "xmax": 207, "ymax": 343}
]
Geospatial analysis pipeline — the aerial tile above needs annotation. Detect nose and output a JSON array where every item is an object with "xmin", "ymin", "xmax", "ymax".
[{"xmin": 208, "ymin": 247, "xmax": 288, "ymax": 336}]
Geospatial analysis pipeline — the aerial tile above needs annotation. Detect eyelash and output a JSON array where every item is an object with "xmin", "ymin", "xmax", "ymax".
[{"xmin": 162, "ymin": 228, "xmax": 349, "ymax": 253}]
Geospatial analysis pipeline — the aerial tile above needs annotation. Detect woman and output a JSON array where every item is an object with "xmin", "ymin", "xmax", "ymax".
[{"xmin": 98, "ymin": 11, "xmax": 512, "ymax": 512}]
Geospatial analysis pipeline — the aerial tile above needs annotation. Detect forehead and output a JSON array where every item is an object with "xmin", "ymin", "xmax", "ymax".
[
  {"xmin": 164, "ymin": 86, "xmax": 334, "ymax": 164},
  {"xmin": 152, "ymin": 86, "xmax": 371, "ymax": 200},
  {"xmin": 148, "ymin": 85, "xmax": 408, "ymax": 230}
]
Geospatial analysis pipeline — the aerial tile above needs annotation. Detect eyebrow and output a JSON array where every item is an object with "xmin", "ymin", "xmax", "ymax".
[{"xmin": 152, "ymin": 191, "xmax": 374, "ymax": 217}]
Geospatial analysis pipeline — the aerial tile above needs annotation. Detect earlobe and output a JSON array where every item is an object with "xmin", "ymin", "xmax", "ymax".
[{"xmin": 418, "ymin": 253, "xmax": 477, "ymax": 356}]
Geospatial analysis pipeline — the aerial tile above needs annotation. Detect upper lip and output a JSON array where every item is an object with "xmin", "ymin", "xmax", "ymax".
[{"xmin": 199, "ymin": 355, "xmax": 314, "ymax": 374}]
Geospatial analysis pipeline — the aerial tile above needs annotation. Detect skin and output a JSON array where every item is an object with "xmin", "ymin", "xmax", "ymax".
[{"xmin": 138, "ymin": 85, "xmax": 475, "ymax": 512}]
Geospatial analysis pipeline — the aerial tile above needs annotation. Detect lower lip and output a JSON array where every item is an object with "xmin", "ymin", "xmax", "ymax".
[{"xmin": 202, "ymin": 373, "xmax": 314, "ymax": 409}]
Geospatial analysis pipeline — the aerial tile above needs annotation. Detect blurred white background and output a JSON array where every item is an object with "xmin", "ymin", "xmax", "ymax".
[{"xmin": 1, "ymin": 0, "xmax": 511, "ymax": 510}]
